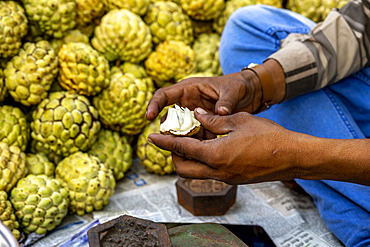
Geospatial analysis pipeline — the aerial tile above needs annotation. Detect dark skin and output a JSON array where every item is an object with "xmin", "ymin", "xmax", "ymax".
[{"xmin": 146, "ymin": 59, "xmax": 370, "ymax": 186}]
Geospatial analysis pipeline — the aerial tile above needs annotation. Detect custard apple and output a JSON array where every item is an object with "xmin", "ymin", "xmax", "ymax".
[
  {"xmin": 0, "ymin": 1, "xmax": 28, "ymax": 58},
  {"xmin": 0, "ymin": 191, "xmax": 20, "ymax": 239},
  {"xmin": 0, "ymin": 68, "xmax": 7, "ymax": 102},
  {"xmin": 179, "ymin": 0, "xmax": 225, "ymax": 21},
  {"xmin": 93, "ymin": 65, "xmax": 154, "ymax": 135},
  {"xmin": 51, "ymin": 29, "xmax": 90, "ymax": 53},
  {"xmin": 56, "ymin": 152, "xmax": 115, "ymax": 216},
  {"xmin": 178, "ymin": 72, "xmax": 215, "ymax": 82},
  {"xmin": 143, "ymin": 1, "xmax": 194, "ymax": 45},
  {"xmin": 10, "ymin": 174, "xmax": 69, "ymax": 234},
  {"xmin": 92, "ymin": 9, "xmax": 152, "ymax": 63},
  {"xmin": 76, "ymin": 0, "xmax": 105, "ymax": 26},
  {"xmin": 101, "ymin": 0, "xmax": 150, "ymax": 16},
  {"xmin": 137, "ymin": 116, "xmax": 175, "ymax": 175},
  {"xmin": 31, "ymin": 91, "xmax": 101, "ymax": 160},
  {"xmin": 213, "ymin": 0, "xmax": 256, "ymax": 34},
  {"xmin": 88, "ymin": 129, "xmax": 132, "ymax": 180},
  {"xmin": 257, "ymin": 0, "xmax": 282, "ymax": 8},
  {"xmin": 191, "ymin": 19, "xmax": 213, "ymax": 37},
  {"xmin": 26, "ymin": 153, "xmax": 55, "ymax": 177},
  {"xmin": 4, "ymin": 40, "xmax": 59, "ymax": 106},
  {"xmin": 193, "ymin": 33, "xmax": 222, "ymax": 75},
  {"xmin": 0, "ymin": 142, "xmax": 27, "ymax": 193},
  {"xmin": 21, "ymin": 0, "xmax": 77, "ymax": 38},
  {"xmin": 145, "ymin": 40, "xmax": 196, "ymax": 87},
  {"xmin": 0, "ymin": 105, "xmax": 29, "ymax": 152},
  {"xmin": 287, "ymin": 0, "xmax": 349, "ymax": 22},
  {"xmin": 58, "ymin": 42, "xmax": 110, "ymax": 96}
]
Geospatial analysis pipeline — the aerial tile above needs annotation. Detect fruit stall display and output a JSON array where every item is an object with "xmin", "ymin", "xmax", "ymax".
[{"xmin": 0, "ymin": 0, "xmax": 348, "ymax": 243}]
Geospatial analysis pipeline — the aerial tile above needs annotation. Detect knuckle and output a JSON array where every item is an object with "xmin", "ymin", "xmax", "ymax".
[{"xmin": 173, "ymin": 139, "xmax": 187, "ymax": 157}]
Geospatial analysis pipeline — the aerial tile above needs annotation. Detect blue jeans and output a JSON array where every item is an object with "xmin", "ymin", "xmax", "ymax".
[{"xmin": 220, "ymin": 5, "xmax": 370, "ymax": 247}]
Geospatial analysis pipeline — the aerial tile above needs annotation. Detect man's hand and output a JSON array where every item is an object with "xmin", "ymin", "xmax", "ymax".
[
  {"xmin": 146, "ymin": 70, "xmax": 262, "ymax": 121},
  {"xmin": 148, "ymin": 108, "xmax": 300, "ymax": 184}
]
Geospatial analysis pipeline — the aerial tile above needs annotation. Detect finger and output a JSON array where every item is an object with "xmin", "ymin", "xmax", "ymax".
[
  {"xmin": 146, "ymin": 86, "xmax": 184, "ymax": 120},
  {"xmin": 172, "ymin": 154, "xmax": 216, "ymax": 179},
  {"xmin": 148, "ymin": 133, "xmax": 215, "ymax": 165},
  {"xmin": 194, "ymin": 108, "xmax": 234, "ymax": 135},
  {"xmin": 215, "ymin": 81, "xmax": 244, "ymax": 115}
]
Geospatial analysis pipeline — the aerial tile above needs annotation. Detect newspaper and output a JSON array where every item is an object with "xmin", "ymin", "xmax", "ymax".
[{"xmin": 28, "ymin": 159, "xmax": 344, "ymax": 247}]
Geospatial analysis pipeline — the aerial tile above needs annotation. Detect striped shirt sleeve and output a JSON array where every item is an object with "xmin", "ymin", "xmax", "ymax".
[{"xmin": 268, "ymin": 0, "xmax": 370, "ymax": 101}]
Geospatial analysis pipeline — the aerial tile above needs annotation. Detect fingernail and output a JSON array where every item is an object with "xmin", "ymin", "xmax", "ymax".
[
  {"xmin": 196, "ymin": 108, "xmax": 207, "ymax": 114},
  {"xmin": 148, "ymin": 137, "xmax": 153, "ymax": 144},
  {"xmin": 219, "ymin": 106, "xmax": 230, "ymax": 114}
]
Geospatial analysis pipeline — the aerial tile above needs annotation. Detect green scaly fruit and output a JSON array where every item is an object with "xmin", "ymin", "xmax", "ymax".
[
  {"xmin": 10, "ymin": 174, "xmax": 69, "ymax": 234},
  {"xmin": 51, "ymin": 29, "xmax": 90, "ymax": 53},
  {"xmin": 151, "ymin": 0, "xmax": 180, "ymax": 4},
  {"xmin": 56, "ymin": 152, "xmax": 115, "ymax": 216},
  {"xmin": 76, "ymin": 0, "xmax": 105, "ymax": 26},
  {"xmin": 31, "ymin": 91, "xmax": 101, "ymax": 160},
  {"xmin": 143, "ymin": 1, "xmax": 193, "ymax": 45},
  {"xmin": 213, "ymin": 0, "xmax": 256, "ymax": 34},
  {"xmin": 88, "ymin": 129, "xmax": 132, "ymax": 180},
  {"xmin": 145, "ymin": 40, "xmax": 196, "ymax": 87},
  {"xmin": 287, "ymin": 0, "xmax": 349, "ymax": 22},
  {"xmin": 179, "ymin": 0, "xmax": 225, "ymax": 21},
  {"xmin": 26, "ymin": 153, "xmax": 55, "ymax": 177},
  {"xmin": 178, "ymin": 72, "xmax": 215, "ymax": 82},
  {"xmin": 0, "ymin": 191, "xmax": 20, "ymax": 239},
  {"xmin": 101, "ymin": 0, "xmax": 150, "ymax": 16},
  {"xmin": 58, "ymin": 42, "xmax": 110, "ymax": 96},
  {"xmin": 137, "ymin": 115, "xmax": 175, "ymax": 175},
  {"xmin": 0, "ymin": 1, "xmax": 28, "ymax": 58},
  {"xmin": 0, "ymin": 68, "xmax": 7, "ymax": 102},
  {"xmin": 191, "ymin": 19, "xmax": 214, "ymax": 37},
  {"xmin": 193, "ymin": 33, "xmax": 222, "ymax": 75},
  {"xmin": 256, "ymin": 0, "xmax": 282, "ymax": 8},
  {"xmin": 5, "ymin": 40, "xmax": 59, "ymax": 106},
  {"xmin": 21, "ymin": 0, "xmax": 77, "ymax": 38},
  {"xmin": 0, "ymin": 105, "xmax": 29, "ymax": 152},
  {"xmin": 93, "ymin": 65, "xmax": 154, "ymax": 135},
  {"xmin": 0, "ymin": 142, "xmax": 27, "ymax": 193},
  {"xmin": 92, "ymin": 9, "xmax": 152, "ymax": 63}
]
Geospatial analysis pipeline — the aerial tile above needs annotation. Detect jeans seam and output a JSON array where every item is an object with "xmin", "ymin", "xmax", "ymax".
[
  {"xmin": 353, "ymin": 71, "xmax": 370, "ymax": 86},
  {"xmin": 323, "ymin": 88, "xmax": 359, "ymax": 139},
  {"xmin": 265, "ymin": 26, "xmax": 311, "ymax": 49}
]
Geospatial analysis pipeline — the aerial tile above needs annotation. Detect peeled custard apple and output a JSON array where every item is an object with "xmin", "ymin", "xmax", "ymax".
[
  {"xmin": 10, "ymin": 174, "xmax": 69, "ymax": 234},
  {"xmin": 137, "ymin": 113, "xmax": 175, "ymax": 175},
  {"xmin": 56, "ymin": 152, "xmax": 116, "ymax": 216},
  {"xmin": 145, "ymin": 40, "xmax": 196, "ymax": 88},
  {"xmin": 160, "ymin": 105, "xmax": 201, "ymax": 136},
  {"xmin": 93, "ymin": 64, "xmax": 154, "ymax": 136},
  {"xmin": 143, "ymin": 1, "xmax": 194, "ymax": 45},
  {"xmin": 193, "ymin": 33, "xmax": 222, "ymax": 75},
  {"xmin": 31, "ymin": 91, "xmax": 101, "ymax": 160},
  {"xmin": 0, "ymin": 105, "xmax": 29, "ymax": 152},
  {"xmin": 0, "ymin": 142, "xmax": 27, "ymax": 193},
  {"xmin": 0, "ymin": 1, "xmax": 28, "ymax": 58},
  {"xmin": 22, "ymin": 0, "xmax": 77, "ymax": 38},
  {"xmin": 5, "ymin": 40, "xmax": 59, "ymax": 106},
  {"xmin": 26, "ymin": 153, "xmax": 55, "ymax": 177},
  {"xmin": 179, "ymin": 0, "xmax": 225, "ymax": 21},
  {"xmin": 213, "ymin": 0, "xmax": 256, "ymax": 34},
  {"xmin": 101, "ymin": 0, "xmax": 151, "ymax": 16},
  {"xmin": 88, "ymin": 129, "xmax": 132, "ymax": 180},
  {"xmin": 58, "ymin": 42, "xmax": 110, "ymax": 96},
  {"xmin": 92, "ymin": 9, "xmax": 152, "ymax": 63},
  {"xmin": 0, "ymin": 191, "xmax": 20, "ymax": 239}
]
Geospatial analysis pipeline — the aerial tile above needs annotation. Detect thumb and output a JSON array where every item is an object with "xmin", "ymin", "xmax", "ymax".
[
  {"xmin": 194, "ymin": 108, "xmax": 233, "ymax": 135},
  {"xmin": 215, "ymin": 91, "xmax": 240, "ymax": 116}
]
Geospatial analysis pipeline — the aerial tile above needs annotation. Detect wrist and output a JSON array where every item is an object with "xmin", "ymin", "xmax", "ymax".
[{"xmin": 239, "ymin": 69, "xmax": 263, "ymax": 113}]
